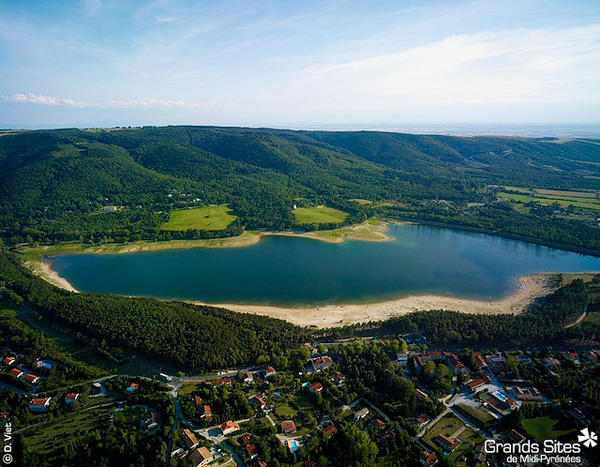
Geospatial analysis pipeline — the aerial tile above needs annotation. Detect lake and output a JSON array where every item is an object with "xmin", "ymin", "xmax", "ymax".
[{"xmin": 49, "ymin": 224, "xmax": 600, "ymax": 306}]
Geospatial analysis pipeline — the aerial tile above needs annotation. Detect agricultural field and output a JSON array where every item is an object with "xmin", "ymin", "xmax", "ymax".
[
  {"xmin": 293, "ymin": 206, "xmax": 348, "ymax": 225},
  {"xmin": 161, "ymin": 204, "xmax": 237, "ymax": 231},
  {"xmin": 498, "ymin": 186, "xmax": 600, "ymax": 211}
]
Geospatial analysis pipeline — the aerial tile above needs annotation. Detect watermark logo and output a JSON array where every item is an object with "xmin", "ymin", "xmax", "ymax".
[
  {"xmin": 578, "ymin": 428, "xmax": 598, "ymax": 448},
  {"xmin": 2, "ymin": 422, "xmax": 13, "ymax": 465}
]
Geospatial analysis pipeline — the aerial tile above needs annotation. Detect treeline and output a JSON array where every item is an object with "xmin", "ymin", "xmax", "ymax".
[
  {"xmin": 2, "ymin": 126, "xmax": 597, "ymax": 250},
  {"xmin": 0, "ymin": 252, "xmax": 308, "ymax": 371},
  {"xmin": 320, "ymin": 278, "xmax": 599, "ymax": 347}
]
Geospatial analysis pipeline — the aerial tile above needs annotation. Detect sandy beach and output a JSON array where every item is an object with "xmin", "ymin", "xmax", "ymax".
[
  {"xmin": 26, "ymin": 259, "xmax": 79, "ymax": 293},
  {"xmin": 192, "ymin": 273, "xmax": 558, "ymax": 328}
]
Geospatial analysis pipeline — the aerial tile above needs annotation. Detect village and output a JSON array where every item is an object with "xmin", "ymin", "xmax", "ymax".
[{"xmin": 2, "ymin": 333, "xmax": 600, "ymax": 467}]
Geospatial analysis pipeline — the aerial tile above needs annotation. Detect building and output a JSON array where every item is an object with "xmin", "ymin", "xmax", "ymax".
[
  {"xmin": 435, "ymin": 434, "xmax": 461, "ymax": 452},
  {"xmin": 192, "ymin": 394, "xmax": 203, "ymax": 406},
  {"xmin": 188, "ymin": 446, "xmax": 213, "ymax": 467},
  {"xmin": 512, "ymin": 386, "xmax": 543, "ymax": 402},
  {"xmin": 307, "ymin": 382, "xmax": 323, "ymax": 393},
  {"xmin": 330, "ymin": 371, "xmax": 345, "ymax": 385},
  {"xmin": 280, "ymin": 420, "xmax": 297, "ymax": 434},
  {"xmin": 243, "ymin": 372, "xmax": 254, "ymax": 384},
  {"xmin": 423, "ymin": 351, "xmax": 444, "ymax": 361},
  {"xmin": 24, "ymin": 373, "xmax": 41, "ymax": 384},
  {"xmin": 542, "ymin": 357, "xmax": 561, "ymax": 368},
  {"xmin": 323, "ymin": 424, "xmax": 338, "ymax": 439},
  {"xmin": 65, "ymin": 393, "xmax": 80, "ymax": 404},
  {"xmin": 396, "ymin": 353, "xmax": 409, "ymax": 367},
  {"xmin": 246, "ymin": 444, "xmax": 258, "ymax": 460},
  {"xmin": 240, "ymin": 433, "xmax": 252, "ymax": 445},
  {"xmin": 312, "ymin": 356, "xmax": 333, "ymax": 371},
  {"xmin": 179, "ymin": 428, "xmax": 199, "ymax": 450},
  {"xmin": 466, "ymin": 378, "xmax": 485, "ymax": 392},
  {"xmin": 473, "ymin": 445, "xmax": 487, "ymax": 464},
  {"xmin": 126, "ymin": 383, "xmax": 139, "ymax": 392},
  {"xmin": 563, "ymin": 351, "xmax": 580, "ymax": 364},
  {"xmin": 141, "ymin": 412, "xmax": 159, "ymax": 431},
  {"xmin": 221, "ymin": 420, "xmax": 239, "ymax": 435},
  {"xmin": 474, "ymin": 354, "xmax": 488, "ymax": 369},
  {"xmin": 508, "ymin": 429, "xmax": 527, "ymax": 443},
  {"xmin": 29, "ymin": 397, "xmax": 52, "ymax": 413},
  {"xmin": 412, "ymin": 415, "xmax": 430, "ymax": 428},
  {"xmin": 412, "ymin": 355, "xmax": 425, "ymax": 373},
  {"xmin": 2, "ymin": 357, "xmax": 15, "ymax": 366},
  {"xmin": 209, "ymin": 378, "xmax": 232, "ymax": 389},
  {"xmin": 415, "ymin": 388, "xmax": 429, "ymax": 401},
  {"xmin": 200, "ymin": 405, "xmax": 212, "ymax": 419},
  {"xmin": 353, "ymin": 407, "xmax": 369, "ymax": 421},
  {"xmin": 420, "ymin": 450, "xmax": 438, "ymax": 466},
  {"xmin": 250, "ymin": 393, "xmax": 267, "ymax": 410},
  {"xmin": 264, "ymin": 366, "xmax": 276, "ymax": 378},
  {"xmin": 253, "ymin": 459, "xmax": 267, "ymax": 467},
  {"xmin": 8, "ymin": 368, "xmax": 24, "ymax": 378}
]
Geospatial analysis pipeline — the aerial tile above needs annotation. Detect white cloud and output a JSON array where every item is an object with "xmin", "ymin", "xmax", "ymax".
[{"xmin": 2, "ymin": 93, "xmax": 203, "ymax": 109}]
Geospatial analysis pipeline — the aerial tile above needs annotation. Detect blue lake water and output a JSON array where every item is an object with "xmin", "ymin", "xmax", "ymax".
[{"xmin": 49, "ymin": 224, "xmax": 600, "ymax": 306}]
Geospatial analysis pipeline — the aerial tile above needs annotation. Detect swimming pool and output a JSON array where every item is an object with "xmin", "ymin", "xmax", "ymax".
[
  {"xmin": 494, "ymin": 392, "xmax": 508, "ymax": 402},
  {"xmin": 290, "ymin": 441, "xmax": 299, "ymax": 452}
]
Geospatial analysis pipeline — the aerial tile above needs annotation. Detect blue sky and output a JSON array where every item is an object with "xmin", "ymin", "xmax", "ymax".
[{"xmin": 1, "ymin": 0, "xmax": 599, "ymax": 128}]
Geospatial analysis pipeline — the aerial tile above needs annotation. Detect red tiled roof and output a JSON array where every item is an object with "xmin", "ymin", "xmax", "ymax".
[
  {"xmin": 29, "ymin": 397, "xmax": 51, "ymax": 406},
  {"xmin": 280, "ymin": 420, "xmax": 296, "ymax": 433}
]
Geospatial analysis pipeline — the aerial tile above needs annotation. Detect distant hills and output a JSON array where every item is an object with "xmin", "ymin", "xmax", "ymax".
[{"xmin": 0, "ymin": 126, "xmax": 598, "ymax": 249}]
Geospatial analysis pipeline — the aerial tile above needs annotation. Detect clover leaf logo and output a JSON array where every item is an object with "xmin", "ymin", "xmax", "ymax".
[{"xmin": 578, "ymin": 428, "xmax": 598, "ymax": 448}]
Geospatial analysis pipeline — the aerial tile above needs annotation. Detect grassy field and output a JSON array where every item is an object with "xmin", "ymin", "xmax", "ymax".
[
  {"xmin": 422, "ymin": 414, "xmax": 484, "ymax": 466},
  {"xmin": 498, "ymin": 186, "xmax": 600, "ymax": 211},
  {"xmin": 161, "ymin": 204, "xmax": 237, "ymax": 231},
  {"xmin": 455, "ymin": 403, "xmax": 495, "ymax": 426},
  {"xmin": 293, "ymin": 206, "xmax": 348, "ymax": 225},
  {"xmin": 521, "ymin": 414, "xmax": 577, "ymax": 442},
  {"xmin": 22, "ymin": 403, "xmax": 115, "ymax": 455}
]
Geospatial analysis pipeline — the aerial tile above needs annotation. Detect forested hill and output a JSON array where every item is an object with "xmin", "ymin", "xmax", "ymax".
[{"xmin": 0, "ymin": 126, "xmax": 599, "ymax": 249}]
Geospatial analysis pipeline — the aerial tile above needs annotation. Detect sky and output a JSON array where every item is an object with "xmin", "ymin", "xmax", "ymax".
[{"xmin": 1, "ymin": 0, "xmax": 600, "ymax": 129}]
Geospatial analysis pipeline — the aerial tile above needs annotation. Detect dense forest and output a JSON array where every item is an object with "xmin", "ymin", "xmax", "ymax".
[
  {"xmin": 0, "ymin": 252, "xmax": 308, "ymax": 371},
  {"xmin": 1, "ymin": 126, "xmax": 599, "ymax": 250}
]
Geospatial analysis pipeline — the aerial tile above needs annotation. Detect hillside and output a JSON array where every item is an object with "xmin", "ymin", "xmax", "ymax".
[{"xmin": 0, "ymin": 126, "xmax": 599, "ymax": 250}]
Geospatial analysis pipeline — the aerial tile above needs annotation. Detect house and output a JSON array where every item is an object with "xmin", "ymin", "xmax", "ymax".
[
  {"xmin": 368, "ymin": 418, "xmax": 385, "ymax": 429},
  {"xmin": 353, "ymin": 407, "xmax": 369, "ymax": 421},
  {"xmin": 179, "ymin": 428, "xmax": 199, "ymax": 450},
  {"xmin": 415, "ymin": 388, "xmax": 429, "ymax": 401},
  {"xmin": 126, "ymin": 383, "xmax": 139, "ymax": 392},
  {"xmin": 200, "ymin": 405, "xmax": 212, "ymax": 419},
  {"xmin": 446, "ymin": 353, "xmax": 468, "ymax": 375},
  {"xmin": 473, "ymin": 445, "xmax": 487, "ymax": 464},
  {"xmin": 192, "ymin": 394, "xmax": 203, "ymax": 406},
  {"xmin": 420, "ymin": 450, "xmax": 438, "ymax": 466},
  {"xmin": 141, "ymin": 412, "xmax": 159, "ymax": 431},
  {"xmin": 512, "ymin": 386, "xmax": 543, "ymax": 402},
  {"xmin": 412, "ymin": 415, "xmax": 430, "ymax": 428},
  {"xmin": 250, "ymin": 393, "xmax": 267, "ymax": 410},
  {"xmin": 508, "ymin": 429, "xmax": 527, "ymax": 443},
  {"xmin": 584, "ymin": 351, "xmax": 598, "ymax": 361},
  {"xmin": 221, "ymin": 420, "xmax": 239, "ymax": 435},
  {"xmin": 246, "ymin": 444, "xmax": 258, "ymax": 460},
  {"xmin": 323, "ymin": 424, "xmax": 338, "ymax": 439},
  {"xmin": 412, "ymin": 356, "xmax": 425, "ymax": 373},
  {"xmin": 330, "ymin": 370, "xmax": 345, "ymax": 385},
  {"xmin": 8, "ymin": 368, "xmax": 24, "ymax": 378},
  {"xmin": 65, "ymin": 393, "xmax": 80, "ymax": 404},
  {"xmin": 423, "ymin": 351, "xmax": 444, "ymax": 361},
  {"xmin": 252, "ymin": 459, "xmax": 267, "ymax": 467},
  {"xmin": 0, "ymin": 410, "xmax": 10, "ymax": 421},
  {"xmin": 542, "ymin": 357, "xmax": 561, "ymax": 368},
  {"xmin": 2, "ymin": 357, "xmax": 15, "ymax": 366},
  {"xmin": 396, "ymin": 352, "xmax": 409, "ymax": 367},
  {"xmin": 307, "ymin": 382, "xmax": 323, "ymax": 393},
  {"xmin": 435, "ymin": 434, "xmax": 461, "ymax": 452},
  {"xmin": 474, "ymin": 354, "xmax": 488, "ymax": 369},
  {"xmin": 312, "ymin": 356, "xmax": 333, "ymax": 371},
  {"xmin": 264, "ymin": 366, "xmax": 276, "ymax": 378},
  {"xmin": 568, "ymin": 407, "xmax": 587, "ymax": 421},
  {"xmin": 29, "ymin": 397, "xmax": 52, "ymax": 413},
  {"xmin": 188, "ymin": 446, "xmax": 213, "ymax": 467},
  {"xmin": 209, "ymin": 378, "xmax": 232, "ymax": 389},
  {"xmin": 24, "ymin": 373, "xmax": 41, "ymax": 384},
  {"xmin": 240, "ymin": 433, "xmax": 252, "ymax": 445},
  {"xmin": 563, "ymin": 351, "xmax": 580, "ymax": 364},
  {"xmin": 243, "ymin": 372, "xmax": 254, "ymax": 385},
  {"xmin": 466, "ymin": 378, "xmax": 486, "ymax": 392},
  {"xmin": 280, "ymin": 420, "xmax": 297, "ymax": 434}
]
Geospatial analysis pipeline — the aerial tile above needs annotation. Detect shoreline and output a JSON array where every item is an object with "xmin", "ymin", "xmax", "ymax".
[
  {"xmin": 25, "ymin": 258, "xmax": 79, "ymax": 293},
  {"xmin": 189, "ymin": 273, "xmax": 559, "ymax": 328},
  {"xmin": 19, "ymin": 220, "xmax": 394, "ymax": 256}
]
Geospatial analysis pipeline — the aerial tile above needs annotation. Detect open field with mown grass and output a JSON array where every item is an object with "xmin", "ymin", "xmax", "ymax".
[
  {"xmin": 161, "ymin": 204, "xmax": 237, "ymax": 230},
  {"xmin": 293, "ymin": 206, "xmax": 348, "ymax": 224},
  {"xmin": 521, "ymin": 414, "xmax": 577, "ymax": 442}
]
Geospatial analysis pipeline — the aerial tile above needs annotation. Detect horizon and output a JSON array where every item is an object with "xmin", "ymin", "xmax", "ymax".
[{"xmin": 1, "ymin": 1, "xmax": 600, "ymax": 128}]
